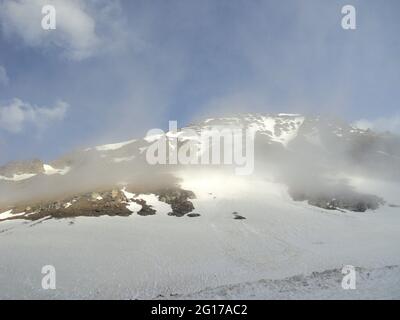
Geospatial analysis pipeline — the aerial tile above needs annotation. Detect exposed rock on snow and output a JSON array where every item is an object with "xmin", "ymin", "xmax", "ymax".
[
  {"xmin": 232, "ymin": 212, "xmax": 246, "ymax": 219},
  {"xmin": 187, "ymin": 213, "xmax": 201, "ymax": 218},
  {"xmin": 159, "ymin": 189, "xmax": 196, "ymax": 217},
  {"xmin": 0, "ymin": 186, "xmax": 196, "ymax": 221},
  {"xmin": 289, "ymin": 188, "xmax": 384, "ymax": 212}
]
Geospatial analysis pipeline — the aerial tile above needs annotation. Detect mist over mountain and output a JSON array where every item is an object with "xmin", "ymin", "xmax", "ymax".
[
  {"xmin": 1, "ymin": 112, "xmax": 399, "ymax": 300},
  {"xmin": 1, "ymin": 0, "xmax": 400, "ymax": 303},
  {"xmin": 1, "ymin": 113, "xmax": 399, "ymax": 220}
]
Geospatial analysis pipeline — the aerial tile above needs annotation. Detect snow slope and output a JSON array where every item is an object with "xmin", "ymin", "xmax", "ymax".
[
  {"xmin": 0, "ymin": 170, "xmax": 399, "ymax": 299},
  {"xmin": 173, "ymin": 265, "xmax": 400, "ymax": 300}
]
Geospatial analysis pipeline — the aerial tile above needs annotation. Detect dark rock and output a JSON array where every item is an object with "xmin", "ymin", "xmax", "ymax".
[
  {"xmin": 187, "ymin": 213, "xmax": 201, "ymax": 218},
  {"xmin": 133, "ymin": 199, "xmax": 156, "ymax": 216},
  {"xmin": 167, "ymin": 211, "xmax": 185, "ymax": 217},
  {"xmin": 290, "ymin": 188, "xmax": 384, "ymax": 213},
  {"xmin": 158, "ymin": 188, "xmax": 195, "ymax": 216},
  {"xmin": 1, "ymin": 186, "xmax": 197, "ymax": 222},
  {"xmin": 15, "ymin": 189, "xmax": 133, "ymax": 221}
]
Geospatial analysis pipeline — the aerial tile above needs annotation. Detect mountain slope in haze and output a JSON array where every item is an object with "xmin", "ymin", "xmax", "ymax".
[
  {"xmin": 0, "ymin": 113, "xmax": 399, "ymax": 222},
  {"xmin": 0, "ymin": 113, "xmax": 400, "ymax": 299},
  {"xmin": 0, "ymin": 168, "xmax": 399, "ymax": 299}
]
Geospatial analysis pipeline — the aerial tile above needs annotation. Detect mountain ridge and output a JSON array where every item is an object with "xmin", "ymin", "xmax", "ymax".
[{"xmin": 1, "ymin": 113, "xmax": 399, "ymax": 221}]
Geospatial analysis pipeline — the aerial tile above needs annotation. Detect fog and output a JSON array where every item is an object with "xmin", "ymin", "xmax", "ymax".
[
  {"xmin": 1, "ymin": 1, "xmax": 400, "ymax": 165},
  {"xmin": 1, "ymin": 112, "xmax": 399, "ymax": 211}
]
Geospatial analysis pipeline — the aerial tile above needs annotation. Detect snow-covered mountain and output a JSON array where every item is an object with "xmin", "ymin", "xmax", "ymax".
[
  {"xmin": 0, "ymin": 113, "xmax": 399, "ymax": 299},
  {"xmin": 1, "ymin": 113, "xmax": 398, "ymax": 220}
]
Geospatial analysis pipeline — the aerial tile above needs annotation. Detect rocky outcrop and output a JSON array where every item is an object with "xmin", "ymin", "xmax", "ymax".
[
  {"xmin": 6, "ymin": 189, "xmax": 131, "ymax": 221},
  {"xmin": 232, "ymin": 212, "xmax": 246, "ymax": 220},
  {"xmin": 0, "ymin": 186, "xmax": 198, "ymax": 221},
  {"xmin": 187, "ymin": 213, "xmax": 201, "ymax": 218},
  {"xmin": 133, "ymin": 198, "xmax": 157, "ymax": 216},
  {"xmin": 290, "ymin": 189, "xmax": 384, "ymax": 212},
  {"xmin": 0, "ymin": 159, "xmax": 44, "ymax": 177},
  {"xmin": 158, "ymin": 188, "xmax": 196, "ymax": 217}
]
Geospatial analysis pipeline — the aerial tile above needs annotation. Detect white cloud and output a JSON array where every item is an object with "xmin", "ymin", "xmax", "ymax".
[
  {"xmin": 0, "ymin": 98, "xmax": 69, "ymax": 133},
  {"xmin": 0, "ymin": 0, "xmax": 124, "ymax": 60},
  {"xmin": 353, "ymin": 116, "xmax": 400, "ymax": 134},
  {"xmin": 0, "ymin": 66, "xmax": 9, "ymax": 86}
]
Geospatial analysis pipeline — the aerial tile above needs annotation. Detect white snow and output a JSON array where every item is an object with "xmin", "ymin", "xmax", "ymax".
[
  {"xmin": 166, "ymin": 131, "xmax": 183, "ymax": 139},
  {"xmin": 278, "ymin": 113, "xmax": 302, "ymax": 117},
  {"xmin": 274, "ymin": 117, "xmax": 305, "ymax": 146},
  {"xmin": 0, "ymin": 165, "xmax": 69, "ymax": 181},
  {"xmin": 0, "ymin": 210, "xmax": 25, "ymax": 220},
  {"xmin": 113, "ymin": 155, "xmax": 136, "ymax": 163},
  {"xmin": 43, "ymin": 164, "xmax": 70, "ymax": 175},
  {"xmin": 121, "ymin": 188, "xmax": 172, "ymax": 215},
  {"xmin": 121, "ymin": 187, "xmax": 135, "ymax": 200},
  {"xmin": 247, "ymin": 115, "xmax": 305, "ymax": 146},
  {"xmin": 126, "ymin": 201, "xmax": 142, "ymax": 213},
  {"xmin": 93, "ymin": 139, "xmax": 136, "ymax": 151},
  {"xmin": 0, "ymin": 170, "xmax": 399, "ymax": 299},
  {"xmin": 144, "ymin": 134, "xmax": 163, "ymax": 143},
  {"xmin": 0, "ymin": 173, "xmax": 37, "ymax": 181},
  {"xmin": 134, "ymin": 194, "xmax": 172, "ymax": 215},
  {"xmin": 173, "ymin": 265, "xmax": 400, "ymax": 299},
  {"xmin": 142, "ymin": 114, "xmax": 305, "ymax": 152},
  {"xmin": 121, "ymin": 187, "xmax": 142, "ymax": 213},
  {"xmin": 0, "ymin": 210, "xmax": 13, "ymax": 219},
  {"xmin": 64, "ymin": 202, "xmax": 72, "ymax": 208},
  {"xmin": 25, "ymin": 211, "xmax": 38, "ymax": 217}
]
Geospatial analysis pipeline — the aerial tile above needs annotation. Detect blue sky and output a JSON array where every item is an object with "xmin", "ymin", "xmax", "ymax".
[{"xmin": 0, "ymin": 0, "xmax": 399, "ymax": 164}]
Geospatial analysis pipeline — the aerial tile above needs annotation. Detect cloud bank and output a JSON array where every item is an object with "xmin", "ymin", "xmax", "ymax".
[
  {"xmin": 0, "ymin": 66, "xmax": 9, "ymax": 86},
  {"xmin": 0, "ymin": 0, "xmax": 124, "ymax": 60},
  {"xmin": 353, "ymin": 116, "xmax": 400, "ymax": 135},
  {"xmin": 0, "ymin": 98, "xmax": 68, "ymax": 133}
]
